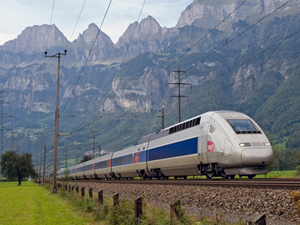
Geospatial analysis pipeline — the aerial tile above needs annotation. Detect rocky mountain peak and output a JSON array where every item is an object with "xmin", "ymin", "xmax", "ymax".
[
  {"xmin": 74, "ymin": 23, "xmax": 100, "ymax": 45},
  {"xmin": 73, "ymin": 23, "xmax": 114, "ymax": 48},
  {"xmin": 0, "ymin": 24, "xmax": 69, "ymax": 53},
  {"xmin": 71, "ymin": 23, "xmax": 116, "ymax": 63},
  {"xmin": 116, "ymin": 15, "xmax": 162, "ymax": 47},
  {"xmin": 176, "ymin": 0, "xmax": 242, "ymax": 29},
  {"xmin": 176, "ymin": 0, "xmax": 297, "ymax": 29}
]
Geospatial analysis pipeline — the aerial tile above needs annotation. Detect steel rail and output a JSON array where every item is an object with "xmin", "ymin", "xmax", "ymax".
[{"xmin": 68, "ymin": 178, "xmax": 300, "ymax": 189}]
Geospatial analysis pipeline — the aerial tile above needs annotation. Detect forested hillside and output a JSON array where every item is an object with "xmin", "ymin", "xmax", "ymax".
[{"xmin": 0, "ymin": 0, "xmax": 299, "ymax": 170}]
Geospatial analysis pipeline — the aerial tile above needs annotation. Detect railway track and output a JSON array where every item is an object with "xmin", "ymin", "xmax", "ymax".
[{"xmin": 68, "ymin": 178, "xmax": 300, "ymax": 189}]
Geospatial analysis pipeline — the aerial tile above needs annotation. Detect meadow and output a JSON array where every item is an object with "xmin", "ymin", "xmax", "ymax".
[
  {"xmin": 0, "ymin": 170, "xmax": 296, "ymax": 225},
  {"xmin": 0, "ymin": 181, "xmax": 94, "ymax": 225}
]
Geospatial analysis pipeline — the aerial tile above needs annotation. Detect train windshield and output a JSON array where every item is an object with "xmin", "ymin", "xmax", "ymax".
[{"xmin": 227, "ymin": 119, "xmax": 261, "ymax": 134}]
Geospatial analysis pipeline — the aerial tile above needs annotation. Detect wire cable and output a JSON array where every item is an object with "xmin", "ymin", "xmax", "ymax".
[{"xmin": 61, "ymin": 0, "xmax": 113, "ymax": 114}]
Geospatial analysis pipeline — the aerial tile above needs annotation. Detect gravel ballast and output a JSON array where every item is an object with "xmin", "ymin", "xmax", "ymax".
[{"xmin": 66, "ymin": 181, "xmax": 300, "ymax": 224}]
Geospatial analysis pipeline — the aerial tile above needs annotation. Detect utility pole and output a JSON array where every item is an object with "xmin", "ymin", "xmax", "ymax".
[
  {"xmin": 168, "ymin": 67, "xmax": 191, "ymax": 123},
  {"xmin": 0, "ymin": 90, "xmax": 9, "ymax": 183},
  {"xmin": 65, "ymin": 147, "xmax": 68, "ymax": 169},
  {"xmin": 45, "ymin": 50, "xmax": 67, "ymax": 194},
  {"xmin": 98, "ymin": 145, "xmax": 101, "ymax": 157},
  {"xmin": 39, "ymin": 133, "xmax": 43, "ymax": 184},
  {"xmin": 93, "ymin": 130, "xmax": 95, "ymax": 159},
  {"xmin": 43, "ymin": 145, "xmax": 46, "ymax": 185},
  {"xmin": 158, "ymin": 108, "xmax": 165, "ymax": 130},
  {"xmin": 91, "ymin": 128, "xmax": 98, "ymax": 159},
  {"xmin": 0, "ymin": 90, "xmax": 4, "ymax": 156},
  {"xmin": 0, "ymin": 90, "xmax": 3, "ymax": 183}
]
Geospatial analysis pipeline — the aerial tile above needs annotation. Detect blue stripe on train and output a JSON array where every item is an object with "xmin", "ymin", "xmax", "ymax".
[{"xmin": 148, "ymin": 137, "xmax": 198, "ymax": 161}]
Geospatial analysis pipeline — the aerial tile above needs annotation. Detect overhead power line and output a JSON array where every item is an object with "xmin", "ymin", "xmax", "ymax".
[
  {"xmin": 61, "ymin": 0, "xmax": 113, "ymax": 114},
  {"xmin": 50, "ymin": 0, "xmax": 56, "ymax": 25},
  {"xmin": 114, "ymin": 0, "xmax": 295, "ymax": 137}
]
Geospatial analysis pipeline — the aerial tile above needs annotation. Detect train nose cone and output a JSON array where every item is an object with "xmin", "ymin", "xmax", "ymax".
[{"xmin": 241, "ymin": 148, "xmax": 273, "ymax": 167}]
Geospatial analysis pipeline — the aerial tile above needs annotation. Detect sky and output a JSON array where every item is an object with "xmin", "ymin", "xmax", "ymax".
[{"xmin": 0, "ymin": 0, "xmax": 193, "ymax": 45}]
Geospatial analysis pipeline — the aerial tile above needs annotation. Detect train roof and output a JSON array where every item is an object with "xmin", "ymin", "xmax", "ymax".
[
  {"xmin": 137, "ymin": 110, "xmax": 250, "ymax": 144},
  {"xmin": 210, "ymin": 110, "xmax": 251, "ymax": 119}
]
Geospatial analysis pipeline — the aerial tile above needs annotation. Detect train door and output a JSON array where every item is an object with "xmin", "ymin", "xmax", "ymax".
[
  {"xmin": 198, "ymin": 135, "xmax": 208, "ymax": 163},
  {"xmin": 224, "ymin": 138, "xmax": 232, "ymax": 155}
]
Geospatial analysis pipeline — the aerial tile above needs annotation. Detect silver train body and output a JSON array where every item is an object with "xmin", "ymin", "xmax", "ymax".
[{"xmin": 58, "ymin": 111, "xmax": 274, "ymax": 180}]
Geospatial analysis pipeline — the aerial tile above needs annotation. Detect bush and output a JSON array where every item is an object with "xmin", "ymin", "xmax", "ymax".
[{"xmin": 295, "ymin": 166, "xmax": 300, "ymax": 177}]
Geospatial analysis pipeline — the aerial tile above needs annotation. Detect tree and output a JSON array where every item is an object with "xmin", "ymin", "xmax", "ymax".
[
  {"xmin": 1, "ymin": 150, "xmax": 36, "ymax": 185},
  {"xmin": 80, "ymin": 154, "xmax": 92, "ymax": 163}
]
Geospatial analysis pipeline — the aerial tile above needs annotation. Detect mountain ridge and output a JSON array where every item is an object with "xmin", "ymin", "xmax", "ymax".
[{"xmin": 0, "ymin": 0, "xmax": 299, "ymax": 166}]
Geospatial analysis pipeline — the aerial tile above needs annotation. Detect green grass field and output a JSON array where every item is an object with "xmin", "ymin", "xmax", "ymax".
[
  {"xmin": 0, "ymin": 181, "xmax": 94, "ymax": 225},
  {"xmin": 256, "ymin": 170, "xmax": 297, "ymax": 178}
]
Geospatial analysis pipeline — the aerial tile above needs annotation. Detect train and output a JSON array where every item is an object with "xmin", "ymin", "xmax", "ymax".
[{"xmin": 57, "ymin": 111, "xmax": 274, "ymax": 180}]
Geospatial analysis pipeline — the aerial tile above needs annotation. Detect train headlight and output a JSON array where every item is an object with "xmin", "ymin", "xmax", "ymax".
[
  {"xmin": 239, "ymin": 142, "xmax": 251, "ymax": 147},
  {"xmin": 263, "ymin": 142, "xmax": 271, "ymax": 146}
]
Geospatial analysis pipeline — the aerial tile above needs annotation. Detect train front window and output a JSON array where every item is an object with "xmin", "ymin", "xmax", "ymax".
[{"xmin": 227, "ymin": 119, "xmax": 261, "ymax": 134}]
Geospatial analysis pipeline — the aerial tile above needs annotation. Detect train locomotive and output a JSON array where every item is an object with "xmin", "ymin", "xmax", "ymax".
[{"xmin": 59, "ymin": 111, "xmax": 274, "ymax": 180}]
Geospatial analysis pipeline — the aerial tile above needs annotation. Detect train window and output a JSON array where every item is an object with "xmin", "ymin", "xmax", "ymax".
[
  {"xmin": 138, "ymin": 148, "xmax": 140, "ymax": 151},
  {"xmin": 168, "ymin": 116, "xmax": 201, "ymax": 134},
  {"xmin": 143, "ymin": 147, "xmax": 146, "ymax": 150},
  {"xmin": 210, "ymin": 125, "xmax": 215, "ymax": 133},
  {"xmin": 196, "ymin": 117, "xmax": 201, "ymax": 125},
  {"xmin": 227, "ymin": 119, "xmax": 260, "ymax": 134},
  {"xmin": 169, "ymin": 127, "xmax": 174, "ymax": 134}
]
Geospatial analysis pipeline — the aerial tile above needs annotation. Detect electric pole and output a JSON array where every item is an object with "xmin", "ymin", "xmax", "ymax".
[
  {"xmin": 43, "ymin": 145, "xmax": 46, "ymax": 185},
  {"xmin": 168, "ymin": 67, "xmax": 191, "ymax": 123},
  {"xmin": 39, "ymin": 133, "xmax": 43, "ymax": 184},
  {"xmin": 98, "ymin": 145, "xmax": 101, "ymax": 157},
  {"xmin": 0, "ymin": 90, "xmax": 9, "ymax": 183},
  {"xmin": 93, "ymin": 130, "xmax": 95, "ymax": 159},
  {"xmin": 158, "ymin": 108, "xmax": 165, "ymax": 129},
  {"xmin": 65, "ymin": 147, "xmax": 68, "ymax": 169},
  {"xmin": 0, "ymin": 90, "xmax": 3, "ymax": 183},
  {"xmin": 91, "ymin": 128, "xmax": 98, "ymax": 159},
  {"xmin": 45, "ymin": 50, "xmax": 67, "ymax": 194}
]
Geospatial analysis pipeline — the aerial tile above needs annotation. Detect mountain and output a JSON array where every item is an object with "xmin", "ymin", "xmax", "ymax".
[{"xmin": 0, "ymin": 0, "xmax": 299, "ymax": 169}]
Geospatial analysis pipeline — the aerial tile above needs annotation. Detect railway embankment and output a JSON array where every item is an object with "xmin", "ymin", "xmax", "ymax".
[{"xmin": 65, "ymin": 181, "xmax": 300, "ymax": 224}]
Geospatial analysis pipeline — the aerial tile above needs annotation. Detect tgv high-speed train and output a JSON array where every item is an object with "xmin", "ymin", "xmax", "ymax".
[{"xmin": 58, "ymin": 111, "xmax": 274, "ymax": 180}]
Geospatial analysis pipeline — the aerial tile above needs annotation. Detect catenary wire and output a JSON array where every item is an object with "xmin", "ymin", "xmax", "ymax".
[
  {"xmin": 60, "ymin": 0, "xmax": 113, "ymax": 114},
  {"xmin": 114, "ymin": 0, "xmax": 296, "ymax": 137}
]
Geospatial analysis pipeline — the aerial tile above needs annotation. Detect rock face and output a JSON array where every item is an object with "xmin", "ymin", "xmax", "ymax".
[
  {"xmin": 115, "ymin": 16, "xmax": 171, "ymax": 58},
  {"xmin": 176, "ymin": 0, "xmax": 298, "ymax": 29},
  {"xmin": 1, "ymin": 0, "xmax": 298, "ymax": 68},
  {"xmin": 0, "ymin": 0, "xmax": 298, "ymax": 114},
  {"xmin": 0, "ymin": 0, "xmax": 299, "ymax": 155},
  {"xmin": 0, "ymin": 24, "xmax": 69, "ymax": 53},
  {"xmin": 111, "ymin": 65, "xmax": 168, "ymax": 113},
  {"xmin": 71, "ymin": 23, "xmax": 117, "ymax": 63}
]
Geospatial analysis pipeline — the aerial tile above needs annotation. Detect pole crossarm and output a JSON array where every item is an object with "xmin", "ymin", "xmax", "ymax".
[{"xmin": 167, "ymin": 67, "xmax": 192, "ymax": 122}]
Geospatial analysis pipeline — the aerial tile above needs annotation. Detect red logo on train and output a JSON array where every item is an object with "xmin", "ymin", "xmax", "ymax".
[
  {"xmin": 207, "ymin": 141, "xmax": 215, "ymax": 152},
  {"xmin": 134, "ymin": 152, "xmax": 140, "ymax": 163}
]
